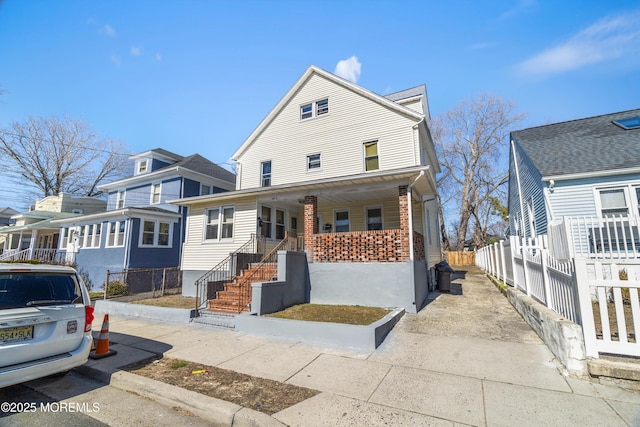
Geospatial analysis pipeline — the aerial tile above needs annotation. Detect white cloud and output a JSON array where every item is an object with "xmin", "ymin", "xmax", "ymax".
[
  {"xmin": 99, "ymin": 24, "xmax": 117, "ymax": 38},
  {"xmin": 111, "ymin": 54, "xmax": 121, "ymax": 66},
  {"xmin": 130, "ymin": 46, "xmax": 141, "ymax": 56},
  {"xmin": 334, "ymin": 56, "xmax": 362, "ymax": 83},
  {"xmin": 516, "ymin": 11, "xmax": 640, "ymax": 77},
  {"xmin": 155, "ymin": 53, "xmax": 162, "ymax": 61}
]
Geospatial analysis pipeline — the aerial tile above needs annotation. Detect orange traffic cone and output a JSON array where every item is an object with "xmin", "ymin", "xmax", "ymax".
[{"xmin": 89, "ymin": 314, "xmax": 117, "ymax": 359}]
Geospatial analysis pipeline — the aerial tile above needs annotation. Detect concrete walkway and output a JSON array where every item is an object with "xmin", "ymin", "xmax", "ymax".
[{"xmin": 87, "ymin": 271, "xmax": 640, "ymax": 426}]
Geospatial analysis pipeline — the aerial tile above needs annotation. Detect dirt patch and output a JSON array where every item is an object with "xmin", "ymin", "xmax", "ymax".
[
  {"xmin": 265, "ymin": 303, "xmax": 390, "ymax": 325},
  {"xmin": 126, "ymin": 357, "xmax": 319, "ymax": 415},
  {"xmin": 593, "ymin": 301, "xmax": 637, "ymax": 342}
]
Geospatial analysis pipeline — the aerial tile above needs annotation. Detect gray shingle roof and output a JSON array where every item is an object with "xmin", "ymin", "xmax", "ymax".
[
  {"xmin": 384, "ymin": 85, "xmax": 426, "ymax": 102},
  {"xmin": 176, "ymin": 154, "xmax": 236, "ymax": 184},
  {"xmin": 512, "ymin": 108, "xmax": 640, "ymax": 178}
]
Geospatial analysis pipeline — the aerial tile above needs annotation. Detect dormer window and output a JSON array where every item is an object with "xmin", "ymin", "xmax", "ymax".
[
  {"xmin": 116, "ymin": 191, "xmax": 125, "ymax": 209},
  {"xmin": 300, "ymin": 99, "xmax": 329, "ymax": 120},
  {"xmin": 137, "ymin": 159, "xmax": 148, "ymax": 174}
]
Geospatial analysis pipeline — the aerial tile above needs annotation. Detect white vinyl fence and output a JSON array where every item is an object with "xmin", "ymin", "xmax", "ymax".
[{"xmin": 477, "ymin": 229, "xmax": 640, "ymax": 359}]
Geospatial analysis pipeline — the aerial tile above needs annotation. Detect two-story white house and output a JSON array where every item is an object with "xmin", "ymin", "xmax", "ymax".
[{"xmin": 174, "ymin": 66, "xmax": 441, "ymax": 314}]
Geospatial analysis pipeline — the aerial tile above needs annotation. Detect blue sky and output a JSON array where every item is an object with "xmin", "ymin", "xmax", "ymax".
[{"xmin": 1, "ymin": 0, "xmax": 639, "ymax": 210}]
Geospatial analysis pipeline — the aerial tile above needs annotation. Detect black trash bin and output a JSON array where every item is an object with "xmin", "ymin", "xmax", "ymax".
[{"xmin": 435, "ymin": 261, "xmax": 454, "ymax": 292}]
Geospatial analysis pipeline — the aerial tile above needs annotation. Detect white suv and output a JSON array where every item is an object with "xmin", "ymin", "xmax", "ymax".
[{"xmin": 0, "ymin": 263, "xmax": 94, "ymax": 388}]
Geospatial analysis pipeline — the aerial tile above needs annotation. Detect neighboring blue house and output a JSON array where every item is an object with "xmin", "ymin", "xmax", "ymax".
[
  {"xmin": 52, "ymin": 148, "xmax": 236, "ymax": 287},
  {"xmin": 508, "ymin": 108, "xmax": 640, "ymax": 241}
]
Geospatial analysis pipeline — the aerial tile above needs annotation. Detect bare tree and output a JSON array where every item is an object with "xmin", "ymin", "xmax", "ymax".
[
  {"xmin": 433, "ymin": 94, "xmax": 524, "ymax": 250},
  {"xmin": 0, "ymin": 115, "xmax": 130, "ymax": 200}
]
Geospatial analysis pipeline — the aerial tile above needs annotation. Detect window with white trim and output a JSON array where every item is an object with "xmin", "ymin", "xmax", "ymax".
[
  {"xmin": 205, "ymin": 206, "xmax": 234, "ymax": 241},
  {"xmin": 137, "ymin": 159, "xmax": 148, "ymax": 174},
  {"xmin": 78, "ymin": 226, "xmax": 85, "ymax": 248},
  {"xmin": 60, "ymin": 228, "xmax": 69, "ymax": 249},
  {"xmin": 290, "ymin": 216, "xmax": 298, "ymax": 237},
  {"xmin": 260, "ymin": 205, "xmax": 272, "ymax": 238},
  {"xmin": 307, "ymin": 153, "xmax": 321, "ymax": 171},
  {"xmin": 276, "ymin": 209, "xmax": 286, "ymax": 240},
  {"xmin": 116, "ymin": 191, "xmax": 125, "ymax": 209},
  {"xmin": 150, "ymin": 183, "xmax": 161, "ymax": 204},
  {"xmin": 201, "ymin": 184, "xmax": 211, "ymax": 196},
  {"xmin": 366, "ymin": 206, "xmax": 383, "ymax": 231},
  {"xmin": 106, "ymin": 221, "xmax": 126, "ymax": 247},
  {"xmin": 335, "ymin": 209, "xmax": 350, "ymax": 232},
  {"xmin": 300, "ymin": 99, "xmax": 329, "ymax": 120},
  {"xmin": 363, "ymin": 140, "xmax": 379, "ymax": 171},
  {"xmin": 261, "ymin": 161, "xmax": 272, "ymax": 187},
  {"xmin": 141, "ymin": 220, "xmax": 172, "ymax": 247},
  {"xmin": 599, "ymin": 188, "xmax": 629, "ymax": 217}
]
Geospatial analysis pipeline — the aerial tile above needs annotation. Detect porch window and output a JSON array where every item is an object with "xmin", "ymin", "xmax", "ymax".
[
  {"xmin": 86, "ymin": 225, "xmax": 94, "ymax": 247},
  {"xmin": 636, "ymin": 187, "xmax": 640, "ymax": 216},
  {"xmin": 290, "ymin": 216, "xmax": 298, "ymax": 237},
  {"xmin": 261, "ymin": 161, "xmax": 272, "ymax": 187},
  {"xmin": 276, "ymin": 209, "xmax": 286, "ymax": 240},
  {"xmin": 335, "ymin": 209, "xmax": 350, "ymax": 232},
  {"xmin": 94, "ymin": 224, "xmax": 102, "ymax": 247},
  {"xmin": 364, "ymin": 141, "xmax": 379, "ymax": 171},
  {"xmin": 60, "ymin": 228, "xmax": 69, "ymax": 249},
  {"xmin": 205, "ymin": 207, "xmax": 234, "ymax": 241},
  {"xmin": 599, "ymin": 188, "xmax": 629, "ymax": 217},
  {"xmin": 260, "ymin": 206, "xmax": 272, "ymax": 238},
  {"xmin": 221, "ymin": 207, "xmax": 234, "ymax": 239},
  {"xmin": 107, "ymin": 221, "xmax": 126, "ymax": 247},
  {"xmin": 366, "ymin": 206, "xmax": 383, "ymax": 230},
  {"xmin": 78, "ymin": 226, "xmax": 85, "ymax": 248},
  {"xmin": 150, "ymin": 183, "xmax": 161, "ymax": 204},
  {"xmin": 205, "ymin": 208, "xmax": 220, "ymax": 240}
]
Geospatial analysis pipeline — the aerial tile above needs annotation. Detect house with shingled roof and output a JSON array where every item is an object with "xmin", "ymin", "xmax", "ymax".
[
  {"xmin": 508, "ymin": 109, "xmax": 640, "ymax": 256},
  {"xmin": 51, "ymin": 148, "xmax": 236, "ymax": 288},
  {"xmin": 172, "ymin": 65, "xmax": 441, "ymax": 315}
]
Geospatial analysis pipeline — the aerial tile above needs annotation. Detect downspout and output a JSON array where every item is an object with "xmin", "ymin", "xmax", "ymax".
[
  {"xmin": 407, "ymin": 170, "xmax": 425, "ymax": 261},
  {"xmin": 510, "ymin": 139, "xmax": 527, "ymax": 238},
  {"xmin": 122, "ymin": 211, "xmax": 133, "ymax": 271}
]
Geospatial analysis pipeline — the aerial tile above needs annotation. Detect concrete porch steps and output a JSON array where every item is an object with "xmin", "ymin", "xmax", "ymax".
[
  {"xmin": 192, "ymin": 311, "xmax": 236, "ymax": 329},
  {"xmin": 207, "ymin": 263, "xmax": 277, "ymax": 314},
  {"xmin": 588, "ymin": 355, "xmax": 640, "ymax": 387}
]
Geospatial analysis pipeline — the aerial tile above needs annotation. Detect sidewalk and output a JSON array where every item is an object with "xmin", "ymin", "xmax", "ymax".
[{"xmin": 84, "ymin": 272, "xmax": 640, "ymax": 426}]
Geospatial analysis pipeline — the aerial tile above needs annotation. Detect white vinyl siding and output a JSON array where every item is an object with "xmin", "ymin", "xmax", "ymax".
[
  {"xmin": 316, "ymin": 199, "xmax": 401, "ymax": 232},
  {"xmin": 182, "ymin": 197, "xmax": 258, "ymax": 271},
  {"xmin": 236, "ymin": 73, "xmax": 422, "ymax": 189}
]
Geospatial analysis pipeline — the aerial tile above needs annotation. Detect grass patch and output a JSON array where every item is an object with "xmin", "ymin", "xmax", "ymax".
[
  {"xmin": 89, "ymin": 291, "xmax": 104, "ymax": 300},
  {"xmin": 265, "ymin": 303, "xmax": 390, "ymax": 325},
  {"xmin": 132, "ymin": 294, "xmax": 197, "ymax": 309},
  {"xmin": 170, "ymin": 360, "xmax": 188, "ymax": 369}
]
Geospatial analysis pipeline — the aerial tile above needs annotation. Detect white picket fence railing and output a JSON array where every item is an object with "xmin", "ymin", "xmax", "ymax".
[{"xmin": 477, "ymin": 234, "xmax": 640, "ymax": 358}]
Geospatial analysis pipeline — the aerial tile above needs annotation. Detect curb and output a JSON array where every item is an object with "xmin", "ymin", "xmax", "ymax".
[{"xmin": 76, "ymin": 364, "xmax": 285, "ymax": 427}]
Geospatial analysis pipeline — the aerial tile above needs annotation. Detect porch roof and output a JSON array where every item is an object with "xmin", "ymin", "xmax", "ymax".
[
  {"xmin": 0, "ymin": 216, "xmax": 72, "ymax": 234},
  {"xmin": 50, "ymin": 207, "xmax": 182, "ymax": 225},
  {"xmin": 170, "ymin": 166, "xmax": 436, "ymax": 206}
]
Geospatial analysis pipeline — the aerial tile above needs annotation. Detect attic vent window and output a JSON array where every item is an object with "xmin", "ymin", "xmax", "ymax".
[
  {"xmin": 613, "ymin": 116, "xmax": 640, "ymax": 130},
  {"xmin": 300, "ymin": 99, "xmax": 329, "ymax": 120}
]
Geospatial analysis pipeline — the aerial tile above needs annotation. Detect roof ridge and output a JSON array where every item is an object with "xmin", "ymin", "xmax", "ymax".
[{"xmin": 514, "ymin": 108, "xmax": 640, "ymax": 133}]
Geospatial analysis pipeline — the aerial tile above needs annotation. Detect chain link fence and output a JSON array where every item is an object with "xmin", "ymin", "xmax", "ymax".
[{"xmin": 104, "ymin": 267, "xmax": 182, "ymax": 299}]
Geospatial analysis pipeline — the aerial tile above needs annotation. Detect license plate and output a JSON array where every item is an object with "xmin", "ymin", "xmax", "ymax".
[{"xmin": 0, "ymin": 326, "xmax": 34, "ymax": 344}]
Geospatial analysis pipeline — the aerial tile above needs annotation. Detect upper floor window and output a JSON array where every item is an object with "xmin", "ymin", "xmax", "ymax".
[
  {"xmin": 150, "ymin": 183, "xmax": 161, "ymax": 204},
  {"xmin": 261, "ymin": 161, "xmax": 272, "ymax": 187},
  {"xmin": 137, "ymin": 160, "xmax": 148, "ymax": 174},
  {"xmin": 300, "ymin": 99, "xmax": 329, "ymax": 120},
  {"xmin": 307, "ymin": 153, "xmax": 321, "ymax": 171},
  {"xmin": 201, "ymin": 184, "xmax": 211, "ymax": 196},
  {"xmin": 116, "ymin": 191, "xmax": 125, "ymax": 209},
  {"xmin": 364, "ymin": 140, "xmax": 379, "ymax": 171}
]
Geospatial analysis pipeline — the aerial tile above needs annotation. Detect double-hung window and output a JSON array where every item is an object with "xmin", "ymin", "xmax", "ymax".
[
  {"xmin": 116, "ymin": 191, "xmax": 125, "ymax": 209},
  {"xmin": 599, "ymin": 188, "xmax": 629, "ymax": 217},
  {"xmin": 107, "ymin": 221, "xmax": 126, "ymax": 247},
  {"xmin": 276, "ymin": 209, "xmax": 286, "ymax": 240},
  {"xmin": 335, "ymin": 209, "xmax": 350, "ymax": 232},
  {"xmin": 141, "ymin": 220, "xmax": 172, "ymax": 246},
  {"xmin": 260, "ymin": 206, "xmax": 272, "ymax": 238},
  {"xmin": 205, "ymin": 207, "xmax": 234, "ymax": 241},
  {"xmin": 261, "ymin": 161, "xmax": 272, "ymax": 187},
  {"xmin": 364, "ymin": 141, "xmax": 379, "ymax": 171},
  {"xmin": 137, "ymin": 160, "xmax": 148, "ymax": 174},
  {"xmin": 150, "ymin": 183, "xmax": 161, "ymax": 204},
  {"xmin": 366, "ymin": 207, "xmax": 383, "ymax": 231}
]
